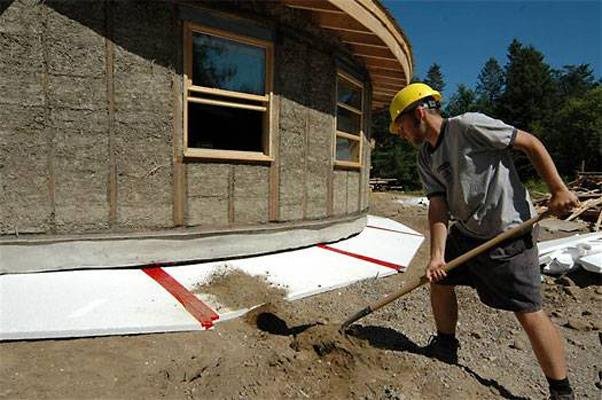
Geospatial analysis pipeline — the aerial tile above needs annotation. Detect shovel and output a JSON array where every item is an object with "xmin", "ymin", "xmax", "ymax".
[{"xmin": 340, "ymin": 210, "xmax": 551, "ymax": 332}]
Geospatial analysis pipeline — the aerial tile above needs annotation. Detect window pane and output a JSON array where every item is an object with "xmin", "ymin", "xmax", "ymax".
[
  {"xmin": 336, "ymin": 137, "xmax": 360, "ymax": 162},
  {"xmin": 337, "ymin": 77, "xmax": 362, "ymax": 109},
  {"xmin": 192, "ymin": 32, "xmax": 265, "ymax": 95},
  {"xmin": 187, "ymin": 102, "xmax": 264, "ymax": 152},
  {"xmin": 336, "ymin": 106, "xmax": 361, "ymax": 135}
]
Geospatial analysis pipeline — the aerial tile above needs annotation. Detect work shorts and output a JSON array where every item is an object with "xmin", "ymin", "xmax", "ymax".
[{"xmin": 437, "ymin": 225, "xmax": 542, "ymax": 313}]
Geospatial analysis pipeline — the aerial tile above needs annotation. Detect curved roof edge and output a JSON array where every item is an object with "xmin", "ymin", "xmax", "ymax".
[{"xmin": 280, "ymin": 0, "xmax": 413, "ymax": 110}]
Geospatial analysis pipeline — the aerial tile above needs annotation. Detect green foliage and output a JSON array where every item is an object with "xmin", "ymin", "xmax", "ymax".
[
  {"xmin": 424, "ymin": 63, "xmax": 446, "ymax": 94},
  {"xmin": 370, "ymin": 111, "xmax": 421, "ymax": 190},
  {"xmin": 370, "ymin": 39, "xmax": 601, "ymax": 188},
  {"xmin": 445, "ymin": 84, "xmax": 478, "ymax": 116},
  {"xmin": 545, "ymin": 86, "xmax": 602, "ymax": 173},
  {"xmin": 475, "ymin": 58, "xmax": 504, "ymax": 115},
  {"xmin": 498, "ymin": 39, "xmax": 556, "ymax": 132}
]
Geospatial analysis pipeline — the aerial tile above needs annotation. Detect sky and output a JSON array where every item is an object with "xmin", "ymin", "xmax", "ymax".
[{"xmin": 382, "ymin": 1, "xmax": 601, "ymax": 97}]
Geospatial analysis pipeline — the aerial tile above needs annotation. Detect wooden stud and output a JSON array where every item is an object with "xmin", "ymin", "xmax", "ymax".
[{"xmin": 104, "ymin": 4, "xmax": 117, "ymax": 227}]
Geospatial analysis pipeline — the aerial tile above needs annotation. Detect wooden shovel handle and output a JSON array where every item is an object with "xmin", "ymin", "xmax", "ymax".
[{"xmin": 341, "ymin": 210, "xmax": 551, "ymax": 331}]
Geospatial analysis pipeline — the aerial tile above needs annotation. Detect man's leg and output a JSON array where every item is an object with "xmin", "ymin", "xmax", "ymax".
[
  {"xmin": 430, "ymin": 283, "xmax": 458, "ymax": 334},
  {"xmin": 516, "ymin": 310, "xmax": 573, "ymax": 398},
  {"xmin": 425, "ymin": 283, "xmax": 460, "ymax": 363}
]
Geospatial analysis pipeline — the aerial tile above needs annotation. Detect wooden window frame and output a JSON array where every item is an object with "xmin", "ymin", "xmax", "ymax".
[
  {"xmin": 183, "ymin": 22, "xmax": 274, "ymax": 162},
  {"xmin": 334, "ymin": 71, "xmax": 364, "ymax": 169}
]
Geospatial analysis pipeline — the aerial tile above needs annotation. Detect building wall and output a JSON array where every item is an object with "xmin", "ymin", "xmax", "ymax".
[{"xmin": 0, "ymin": 0, "xmax": 371, "ymax": 238}]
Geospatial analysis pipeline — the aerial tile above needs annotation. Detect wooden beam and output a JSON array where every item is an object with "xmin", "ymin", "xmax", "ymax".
[
  {"xmin": 369, "ymin": 73, "xmax": 406, "ymax": 83},
  {"xmin": 335, "ymin": 29, "xmax": 386, "ymax": 46},
  {"xmin": 361, "ymin": 57, "xmax": 402, "ymax": 70},
  {"xmin": 314, "ymin": 12, "xmax": 372, "ymax": 33},
  {"xmin": 342, "ymin": 40, "xmax": 388, "ymax": 49},
  {"xmin": 349, "ymin": 43, "xmax": 394, "ymax": 58},
  {"xmin": 284, "ymin": 0, "xmax": 345, "ymax": 14},
  {"xmin": 327, "ymin": 0, "xmax": 411, "ymax": 80}
]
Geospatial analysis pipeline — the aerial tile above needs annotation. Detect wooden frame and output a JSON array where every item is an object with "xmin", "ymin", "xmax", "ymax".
[
  {"xmin": 182, "ymin": 22, "xmax": 274, "ymax": 162},
  {"xmin": 334, "ymin": 71, "xmax": 363, "ymax": 169}
]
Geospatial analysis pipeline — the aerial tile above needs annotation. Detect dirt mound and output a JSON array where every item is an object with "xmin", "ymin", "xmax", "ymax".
[{"xmin": 192, "ymin": 269, "xmax": 286, "ymax": 310}]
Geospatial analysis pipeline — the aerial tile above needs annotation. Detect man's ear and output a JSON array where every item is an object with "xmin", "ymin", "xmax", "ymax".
[{"xmin": 414, "ymin": 106, "xmax": 426, "ymax": 121}]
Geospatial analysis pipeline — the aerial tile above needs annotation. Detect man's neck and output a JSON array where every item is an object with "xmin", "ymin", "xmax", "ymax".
[{"xmin": 425, "ymin": 115, "xmax": 444, "ymax": 147}]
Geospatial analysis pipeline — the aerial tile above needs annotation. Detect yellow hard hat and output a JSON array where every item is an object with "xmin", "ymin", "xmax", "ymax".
[{"xmin": 389, "ymin": 83, "xmax": 441, "ymax": 134}]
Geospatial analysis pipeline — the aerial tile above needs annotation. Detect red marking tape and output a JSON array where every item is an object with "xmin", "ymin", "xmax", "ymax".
[
  {"xmin": 142, "ymin": 266, "xmax": 219, "ymax": 329},
  {"xmin": 317, "ymin": 244, "xmax": 404, "ymax": 271}
]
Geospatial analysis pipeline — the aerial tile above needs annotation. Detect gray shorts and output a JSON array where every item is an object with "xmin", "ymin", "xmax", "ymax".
[{"xmin": 437, "ymin": 225, "xmax": 542, "ymax": 313}]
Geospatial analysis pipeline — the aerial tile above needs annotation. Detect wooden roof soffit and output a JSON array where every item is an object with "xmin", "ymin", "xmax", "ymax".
[{"xmin": 280, "ymin": 0, "xmax": 413, "ymax": 110}]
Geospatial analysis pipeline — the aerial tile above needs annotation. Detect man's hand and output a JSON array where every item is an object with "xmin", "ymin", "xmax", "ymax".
[
  {"xmin": 426, "ymin": 257, "xmax": 447, "ymax": 283},
  {"xmin": 548, "ymin": 189, "xmax": 580, "ymax": 218}
]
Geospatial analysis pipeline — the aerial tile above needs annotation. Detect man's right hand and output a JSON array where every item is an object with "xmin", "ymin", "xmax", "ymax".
[
  {"xmin": 426, "ymin": 258, "xmax": 447, "ymax": 283},
  {"xmin": 548, "ymin": 188, "xmax": 580, "ymax": 218}
]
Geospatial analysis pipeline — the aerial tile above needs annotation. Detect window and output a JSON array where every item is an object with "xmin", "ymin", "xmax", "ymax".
[
  {"xmin": 335, "ymin": 72, "xmax": 363, "ymax": 168},
  {"xmin": 183, "ymin": 22, "xmax": 273, "ymax": 161}
]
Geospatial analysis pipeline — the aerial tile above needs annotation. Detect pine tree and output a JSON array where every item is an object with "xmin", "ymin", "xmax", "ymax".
[
  {"xmin": 445, "ymin": 84, "xmax": 477, "ymax": 116},
  {"xmin": 423, "ymin": 63, "xmax": 446, "ymax": 94},
  {"xmin": 475, "ymin": 58, "xmax": 504, "ymax": 115},
  {"xmin": 498, "ymin": 39, "xmax": 555, "ymax": 133}
]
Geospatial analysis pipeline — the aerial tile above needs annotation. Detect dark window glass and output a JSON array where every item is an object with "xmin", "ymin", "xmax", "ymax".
[
  {"xmin": 187, "ymin": 103, "xmax": 263, "ymax": 152},
  {"xmin": 336, "ymin": 137, "xmax": 360, "ymax": 162},
  {"xmin": 337, "ymin": 77, "xmax": 362, "ymax": 109},
  {"xmin": 336, "ymin": 107, "xmax": 361, "ymax": 135},
  {"xmin": 192, "ymin": 32, "xmax": 265, "ymax": 95}
]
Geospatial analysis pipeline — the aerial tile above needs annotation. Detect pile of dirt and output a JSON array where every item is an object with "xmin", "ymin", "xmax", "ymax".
[{"xmin": 192, "ymin": 269, "xmax": 287, "ymax": 311}]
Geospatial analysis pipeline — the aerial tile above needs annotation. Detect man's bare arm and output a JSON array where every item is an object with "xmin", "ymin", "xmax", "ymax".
[{"xmin": 512, "ymin": 130, "xmax": 579, "ymax": 216}]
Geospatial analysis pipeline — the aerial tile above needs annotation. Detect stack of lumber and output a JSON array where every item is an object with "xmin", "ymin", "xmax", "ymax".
[{"xmin": 534, "ymin": 172, "xmax": 602, "ymax": 231}]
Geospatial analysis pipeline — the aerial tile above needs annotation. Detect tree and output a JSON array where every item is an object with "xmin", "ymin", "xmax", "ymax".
[
  {"xmin": 423, "ymin": 63, "xmax": 446, "ymax": 94},
  {"xmin": 445, "ymin": 84, "xmax": 477, "ymax": 116},
  {"xmin": 546, "ymin": 86, "xmax": 602, "ymax": 174},
  {"xmin": 554, "ymin": 64, "xmax": 597, "ymax": 98},
  {"xmin": 498, "ymin": 39, "xmax": 555, "ymax": 134},
  {"xmin": 475, "ymin": 58, "xmax": 504, "ymax": 115},
  {"xmin": 370, "ymin": 110, "xmax": 421, "ymax": 190}
]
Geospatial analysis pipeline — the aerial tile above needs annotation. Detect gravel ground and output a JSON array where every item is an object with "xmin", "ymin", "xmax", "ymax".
[{"xmin": 1, "ymin": 191, "xmax": 600, "ymax": 400}]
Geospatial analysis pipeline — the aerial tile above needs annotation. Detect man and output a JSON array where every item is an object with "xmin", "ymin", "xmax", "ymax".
[{"xmin": 389, "ymin": 83, "xmax": 579, "ymax": 400}]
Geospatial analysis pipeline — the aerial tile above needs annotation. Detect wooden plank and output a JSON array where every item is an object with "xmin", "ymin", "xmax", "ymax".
[
  {"xmin": 372, "ymin": 81, "xmax": 403, "ymax": 91},
  {"xmin": 370, "ymin": 73, "xmax": 406, "ymax": 82},
  {"xmin": 336, "ymin": 29, "xmax": 387, "ymax": 46},
  {"xmin": 187, "ymin": 97, "xmax": 267, "ymax": 112},
  {"xmin": 342, "ymin": 39, "xmax": 388, "ymax": 49},
  {"xmin": 327, "ymin": 0, "xmax": 411, "ymax": 80},
  {"xmin": 183, "ymin": 148, "xmax": 273, "ymax": 163},
  {"xmin": 334, "ymin": 160, "xmax": 361, "ymax": 169},
  {"xmin": 314, "ymin": 12, "xmax": 372, "ymax": 33},
  {"xmin": 171, "ymin": 18, "xmax": 185, "ymax": 227},
  {"xmin": 336, "ymin": 131, "xmax": 361, "ymax": 141},
  {"xmin": 361, "ymin": 57, "xmax": 402, "ymax": 70},
  {"xmin": 349, "ymin": 44, "xmax": 394, "ymax": 59},
  {"xmin": 104, "ymin": 9, "xmax": 117, "ymax": 227},
  {"xmin": 268, "ymin": 95, "xmax": 280, "ymax": 222},
  {"xmin": 566, "ymin": 197, "xmax": 602, "ymax": 221},
  {"xmin": 283, "ymin": 0, "xmax": 345, "ymax": 13},
  {"xmin": 188, "ymin": 86, "xmax": 269, "ymax": 103},
  {"xmin": 337, "ymin": 101, "xmax": 362, "ymax": 115}
]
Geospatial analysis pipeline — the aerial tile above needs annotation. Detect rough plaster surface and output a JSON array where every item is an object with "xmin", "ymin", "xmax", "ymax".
[
  {"xmin": 187, "ymin": 164, "xmax": 230, "ymax": 227},
  {"xmin": 0, "ymin": 0, "xmax": 370, "ymax": 243},
  {"xmin": 333, "ymin": 171, "xmax": 348, "ymax": 216},
  {"xmin": 233, "ymin": 165, "xmax": 269, "ymax": 225}
]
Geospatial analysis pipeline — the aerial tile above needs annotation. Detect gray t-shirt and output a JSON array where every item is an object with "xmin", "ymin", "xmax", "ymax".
[{"xmin": 417, "ymin": 112, "xmax": 535, "ymax": 239}]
